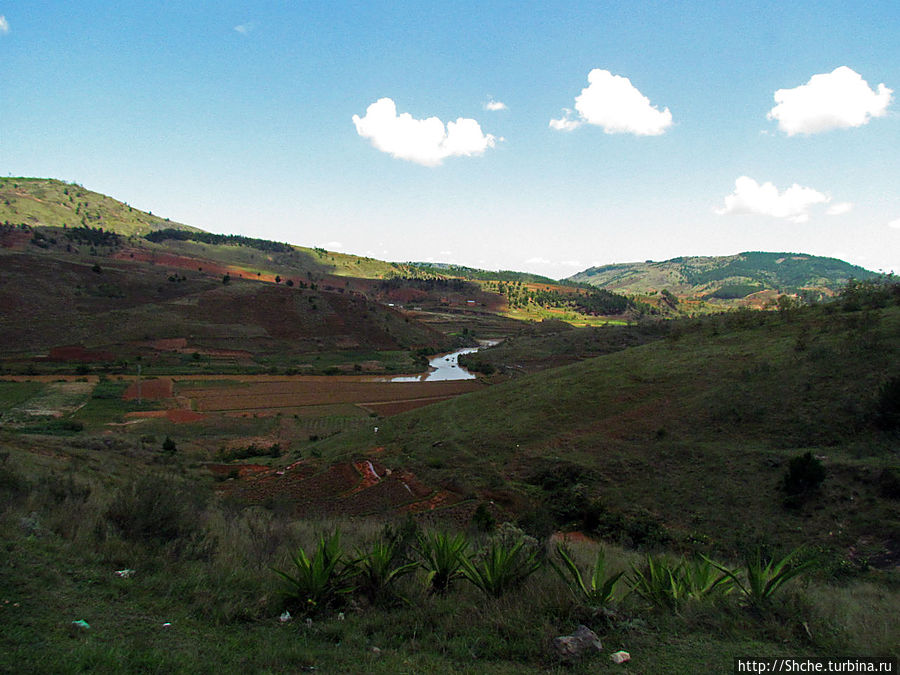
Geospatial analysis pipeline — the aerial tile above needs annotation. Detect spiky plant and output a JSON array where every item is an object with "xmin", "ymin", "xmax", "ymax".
[
  {"xmin": 354, "ymin": 537, "xmax": 418, "ymax": 606},
  {"xmin": 705, "ymin": 548, "xmax": 816, "ymax": 610},
  {"xmin": 415, "ymin": 530, "xmax": 470, "ymax": 595},
  {"xmin": 273, "ymin": 530, "xmax": 356, "ymax": 615},
  {"xmin": 550, "ymin": 543, "xmax": 624, "ymax": 608},
  {"xmin": 461, "ymin": 538, "xmax": 543, "ymax": 598}
]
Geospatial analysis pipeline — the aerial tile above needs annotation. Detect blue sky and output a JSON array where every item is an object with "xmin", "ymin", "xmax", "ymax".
[{"xmin": 2, "ymin": 1, "xmax": 898, "ymax": 277}]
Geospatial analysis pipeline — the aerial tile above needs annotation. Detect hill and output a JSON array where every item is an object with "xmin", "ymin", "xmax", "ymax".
[
  {"xmin": 0, "ymin": 177, "xmax": 199, "ymax": 236},
  {"xmin": 319, "ymin": 282, "xmax": 900, "ymax": 561},
  {"xmin": 566, "ymin": 251, "xmax": 878, "ymax": 303}
]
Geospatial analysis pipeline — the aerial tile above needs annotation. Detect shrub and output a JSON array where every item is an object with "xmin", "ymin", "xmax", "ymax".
[
  {"xmin": 783, "ymin": 452, "xmax": 826, "ymax": 497},
  {"xmin": 874, "ymin": 376, "xmax": 900, "ymax": 431},
  {"xmin": 104, "ymin": 474, "xmax": 202, "ymax": 545}
]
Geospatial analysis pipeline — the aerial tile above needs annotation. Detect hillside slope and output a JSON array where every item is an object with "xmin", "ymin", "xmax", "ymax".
[
  {"xmin": 320, "ymin": 289, "xmax": 900, "ymax": 560},
  {"xmin": 0, "ymin": 177, "xmax": 199, "ymax": 236},
  {"xmin": 567, "ymin": 251, "xmax": 877, "ymax": 300}
]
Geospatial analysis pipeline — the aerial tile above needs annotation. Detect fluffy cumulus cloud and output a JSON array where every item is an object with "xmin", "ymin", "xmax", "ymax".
[
  {"xmin": 0, "ymin": 16, "xmax": 9, "ymax": 34},
  {"xmin": 768, "ymin": 66, "xmax": 893, "ymax": 135},
  {"xmin": 717, "ymin": 176, "xmax": 832, "ymax": 223},
  {"xmin": 485, "ymin": 99, "xmax": 507, "ymax": 111},
  {"xmin": 889, "ymin": 218, "xmax": 900, "ymax": 230},
  {"xmin": 826, "ymin": 202, "xmax": 853, "ymax": 216},
  {"xmin": 352, "ymin": 98, "xmax": 497, "ymax": 167},
  {"xmin": 550, "ymin": 69, "xmax": 673, "ymax": 135}
]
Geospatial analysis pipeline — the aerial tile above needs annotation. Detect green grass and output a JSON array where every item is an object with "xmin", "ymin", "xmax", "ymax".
[
  {"xmin": 0, "ymin": 382, "xmax": 47, "ymax": 410},
  {"xmin": 318, "ymin": 302, "xmax": 900, "ymax": 558},
  {"xmin": 0, "ymin": 177, "xmax": 197, "ymax": 236}
]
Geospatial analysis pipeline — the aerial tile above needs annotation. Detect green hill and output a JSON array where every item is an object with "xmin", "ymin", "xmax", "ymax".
[
  {"xmin": 320, "ymin": 282, "xmax": 900, "ymax": 560},
  {"xmin": 0, "ymin": 177, "xmax": 199, "ymax": 236},
  {"xmin": 567, "ymin": 251, "xmax": 877, "ymax": 300}
]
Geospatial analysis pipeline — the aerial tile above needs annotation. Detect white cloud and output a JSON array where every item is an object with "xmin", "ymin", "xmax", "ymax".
[
  {"xmin": 560, "ymin": 260, "xmax": 583, "ymax": 267},
  {"xmin": 716, "ymin": 176, "xmax": 831, "ymax": 223},
  {"xmin": 352, "ymin": 98, "xmax": 497, "ymax": 166},
  {"xmin": 485, "ymin": 99, "xmax": 507, "ymax": 111},
  {"xmin": 549, "ymin": 109, "xmax": 581, "ymax": 131},
  {"xmin": 826, "ymin": 202, "xmax": 853, "ymax": 216},
  {"xmin": 525, "ymin": 256, "xmax": 552, "ymax": 265},
  {"xmin": 0, "ymin": 16, "xmax": 9, "ymax": 34},
  {"xmin": 888, "ymin": 218, "xmax": 900, "ymax": 230},
  {"xmin": 324, "ymin": 241, "xmax": 344, "ymax": 251},
  {"xmin": 768, "ymin": 66, "xmax": 893, "ymax": 135},
  {"xmin": 234, "ymin": 22, "xmax": 254, "ymax": 34},
  {"xmin": 551, "ymin": 69, "xmax": 673, "ymax": 135}
]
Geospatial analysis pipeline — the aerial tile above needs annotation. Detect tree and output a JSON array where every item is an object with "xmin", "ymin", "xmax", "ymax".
[
  {"xmin": 222, "ymin": 273, "xmax": 230, "ymax": 285},
  {"xmin": 162, "ymin": 436, "xmax": 177, "ymax": 455}
]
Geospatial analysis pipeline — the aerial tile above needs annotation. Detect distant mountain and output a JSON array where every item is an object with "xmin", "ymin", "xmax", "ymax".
[{"xmin": 566, "ymin": 251, "xmax": 878, "ymax": 300}]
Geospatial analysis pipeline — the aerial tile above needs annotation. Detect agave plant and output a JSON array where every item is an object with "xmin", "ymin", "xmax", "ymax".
[
  {"xmin": 630, "ymin": 555, "xmax": 689, "ymax": 610},
  {"xmin": 415, "ymin": 530, "xmax": 470, "ymax": 595},
  {"xmin": 705, "ymin": 547, "xmax": 816, "ymax": 609},
  {"xmin": 461, "ymin": 538, "xmax": 543, "ymax": 598},
  {"xmin": 273, "ymin": 530, "xmax": 356, "ymax": 614},
  {"xmin": 354, "ymin": 537, "xmax": 419, "ymax": 606},
  {"xmin": 550, "ymin": 543, "xmax": 624, "ymax": 608},
  {"xmin": 629, "ymin": 554, "xmax": 732, "ymax": 610}
]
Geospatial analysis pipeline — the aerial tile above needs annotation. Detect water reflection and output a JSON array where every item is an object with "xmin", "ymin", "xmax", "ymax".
[{"xmin": 390, "ymin": 347, "xmax": 482, "ymax": 382}]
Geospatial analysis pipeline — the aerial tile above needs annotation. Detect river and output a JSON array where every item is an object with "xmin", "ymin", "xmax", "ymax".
[{"xmin": 389, "ymin": 341, "xmax": 497, "ymax": 382}]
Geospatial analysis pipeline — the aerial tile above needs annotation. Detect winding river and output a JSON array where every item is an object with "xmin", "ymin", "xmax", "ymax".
[{"xmin": 389, "ymin": 341, "xmax": 497, "ymax": 382}]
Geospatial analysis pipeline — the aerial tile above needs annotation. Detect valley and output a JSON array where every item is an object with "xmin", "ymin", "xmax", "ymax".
[{"xmin": 1, "ymin": 178, "xmax": 898, "ymax": 673}]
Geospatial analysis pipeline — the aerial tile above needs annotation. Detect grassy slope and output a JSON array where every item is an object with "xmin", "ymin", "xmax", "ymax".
[
  {"xmin": 320, "ymin": 302, "xmax": 900, "ymax": 558},
  {"xmin": 0, "ymin": 178, "xmax": 198, "ymax": 236},
  {"xmin": 567, "ymin": 252, "xmax": 877, "ymax": 298}
]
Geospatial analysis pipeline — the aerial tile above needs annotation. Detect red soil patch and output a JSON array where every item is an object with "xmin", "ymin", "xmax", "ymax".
[
  {"xmin": 123, "ymin": 377, "xmax": 174, "ymax": 400},
  {"xmin": 43, "ymin": 345, "xmax": 115, "ymax": 362},
  {"xmin": 217, "ymin": 457, "xmax": 464, "ymax": 519},
  {"xmin": 149, "ymin": 338, "xmax": 188, "ymax": 350}
]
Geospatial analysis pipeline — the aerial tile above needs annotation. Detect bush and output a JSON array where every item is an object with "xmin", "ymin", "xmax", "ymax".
[
  {"xmin": 783, "ymin": 452, "xmax": 826, "ymax": 498},
  {"xmin": 104, "ymin": 474, "xmax": 203, "ymax": 546},
  {"xmin": 874, "ymin": 376, "xmax": 900, "ymax": 431}
]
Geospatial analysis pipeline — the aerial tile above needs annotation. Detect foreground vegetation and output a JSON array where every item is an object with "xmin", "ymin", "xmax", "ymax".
[{"xmin": 2, "ymin": 447, "xmax": 896, "ymax": 674}]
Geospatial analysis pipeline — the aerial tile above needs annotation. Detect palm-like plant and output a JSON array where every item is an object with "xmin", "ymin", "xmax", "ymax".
[
  {"xmin": 705, "ymin": 548, "xmax": 816, "ymax": 609},
  {"xmin": 630, "ymin": 554, "xmax": 732, "ymax": 610},
  {"xmin": 415, "ymin": 530, "xmax": 470, "ymax": 595},
  {"xmin": 550, "ymin": 543, "xmax": 624, "ymax": 608},
  {"xmin": 273, "ymin": 530, "xmax": 356, "ymax": 614},
  {"xmin": 354, "ymin": 537, "xmax": 418, "ymax": 606},
  {"xmin": 461, "ymin": 539, "xmax": 542, "ymax": 598}
]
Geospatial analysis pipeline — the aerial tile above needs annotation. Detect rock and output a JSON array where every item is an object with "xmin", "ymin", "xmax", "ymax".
[
  {"xmin": 611, "ymin": 650, "xmax": 631, "ymax": 664},
  {"xmin": 552, "ymin": 624, "xmax": 602, "ymax": 660}
]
